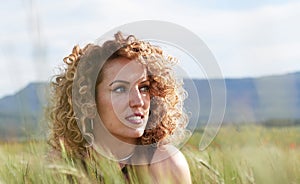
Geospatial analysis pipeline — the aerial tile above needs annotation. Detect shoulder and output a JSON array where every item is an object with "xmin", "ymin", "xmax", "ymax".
[{"xmin": 149, "ymin": 144, "xmax": 192, "ymax": 183}]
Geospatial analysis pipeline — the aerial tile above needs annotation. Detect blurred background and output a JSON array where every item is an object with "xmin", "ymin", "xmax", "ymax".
[
  {"xmin": 1, "ymin": 1, "xmax": 300, "ymax": 183},
  {"xmin": 1, "ymin": 0, "xmax": 299, "ymax": 140}
]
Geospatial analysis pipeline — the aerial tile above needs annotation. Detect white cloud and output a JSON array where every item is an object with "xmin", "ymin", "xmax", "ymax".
[
  {"xmin": 185, "ymin": 1, "xmax": 300, "ymax": 77},
  {"xmin": 0, "ymin": 0, "xmax": 300, "ymax": 97}
]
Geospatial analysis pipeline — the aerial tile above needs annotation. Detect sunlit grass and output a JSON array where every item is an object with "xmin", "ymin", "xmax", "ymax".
[
  {"xmin": 1, "ymin": 125, "xmax": 300, "ymax": 183},
  {"xmin": 184, "ymin": 125, "xmax": 300, "ymax": 184}
]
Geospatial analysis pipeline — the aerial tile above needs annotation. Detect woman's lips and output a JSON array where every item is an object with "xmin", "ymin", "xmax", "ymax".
[{"xmin": 125, "ymin": 113, "xmax": 144, "ymax": 124}]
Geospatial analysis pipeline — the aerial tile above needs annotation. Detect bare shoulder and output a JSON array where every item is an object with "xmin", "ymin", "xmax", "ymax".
[{"xmin": 149, "ymin": 144, "xmax": 192, "ymax": 184}]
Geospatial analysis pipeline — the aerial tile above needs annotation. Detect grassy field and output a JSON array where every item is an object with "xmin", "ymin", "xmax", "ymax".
[{"xmin": 0, "ymin": 125, "xmax": 299, "ymax": 184}]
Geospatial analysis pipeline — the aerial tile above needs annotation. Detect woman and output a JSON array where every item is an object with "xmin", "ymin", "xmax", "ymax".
[{"xmin": 48, "ymin": 32, "xmax": 191, "ymax": 183}]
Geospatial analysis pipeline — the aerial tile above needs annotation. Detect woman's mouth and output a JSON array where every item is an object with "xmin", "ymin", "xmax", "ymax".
[{"xmin": 125, "ymin": 113, "xmax": 144, "ymax": 125}]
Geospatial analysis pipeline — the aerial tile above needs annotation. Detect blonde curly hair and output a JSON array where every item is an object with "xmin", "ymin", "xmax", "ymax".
[{"xmin": 48, "ymin": 32, "xmax": 188, "ymax": 158}]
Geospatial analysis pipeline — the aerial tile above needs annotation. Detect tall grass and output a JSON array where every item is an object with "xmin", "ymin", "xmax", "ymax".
[
  {"xmin": 184, "ymin": 125, "xmax": 300, "ymax": 184},
  {"xmin": 0, "ymin": 125, "xmax": 299, "ymax": 183}
]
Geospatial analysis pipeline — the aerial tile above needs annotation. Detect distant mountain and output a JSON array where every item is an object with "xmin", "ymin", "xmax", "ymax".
[
  {"xmin": 1, "ymin": 72, "xmax": 300, "ymax": 140},
  {"xmin": 0, "ymin": 82, "xmax": 48, "ymax": 140},
  {"xmin": 184, "ymin": 72, "xmax": 300, "ymax": 125}
]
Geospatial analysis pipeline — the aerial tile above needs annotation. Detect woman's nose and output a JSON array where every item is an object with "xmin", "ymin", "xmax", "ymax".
[{"xmin": 129, "ymin": 87, "xmax": 144, "ymax": 107}]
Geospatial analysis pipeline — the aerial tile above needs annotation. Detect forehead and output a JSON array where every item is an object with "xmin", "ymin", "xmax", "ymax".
[{"xmin": 102, "ymin": 57, "xmax": 147, "ymax": 82}]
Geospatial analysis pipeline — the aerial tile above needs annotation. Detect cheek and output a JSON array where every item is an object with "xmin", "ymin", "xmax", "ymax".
[
  {"xmin": 143, "ymin": 95, "xmax": 151, "ymax": 109},
  {"xmin": 111, "ymin": 99, "xmax": 125, "ymax": 112},
  {"xmin": 97, "ymin": 97, "xmax": 117, "ymax": 128},
  {"xmin": 143, "ymin": 96, "xmax": 151, "ymax": 124},
  {"xmin": 96, "ymin": 92, "xmax": 112, "ymax": 117}
]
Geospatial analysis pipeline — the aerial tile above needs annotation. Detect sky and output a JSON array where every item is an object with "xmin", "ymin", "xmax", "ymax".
[{"xmin": 0, "ymin": 0, "xmax": 300, "ymax": 98}]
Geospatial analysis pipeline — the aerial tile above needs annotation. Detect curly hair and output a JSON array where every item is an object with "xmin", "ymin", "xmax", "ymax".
[{"xmin": 47, "ymin": 32, "xmax": 188, "ymax": 158}]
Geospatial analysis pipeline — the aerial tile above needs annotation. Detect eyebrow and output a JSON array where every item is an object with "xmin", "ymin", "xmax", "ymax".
[{"xmin": 109, "ymin": 80, "xmax": 130, "ymax": 86}]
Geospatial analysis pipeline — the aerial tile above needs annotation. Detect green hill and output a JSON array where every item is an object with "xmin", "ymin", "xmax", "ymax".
[{"xmin": 1, "ymin": 72, "xmax": 300, "ymax": 140}]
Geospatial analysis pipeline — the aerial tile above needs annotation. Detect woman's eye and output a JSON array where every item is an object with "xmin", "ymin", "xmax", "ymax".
[
  {"xmin": 140, "ymin": 85, "xmax": 150, "ymax": 93},
  {"xmin": 113, "ymin": 86, "xmax": 127, "ymax": 93}
]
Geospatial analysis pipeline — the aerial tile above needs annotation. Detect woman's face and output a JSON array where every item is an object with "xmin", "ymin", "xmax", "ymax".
[{"xmin": 96, "ymin": 57, "xmax": 150, "ymax": 144}]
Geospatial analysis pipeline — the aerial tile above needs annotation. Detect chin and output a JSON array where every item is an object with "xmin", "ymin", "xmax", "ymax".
[{"xmin": 131, "ymin": 128, "xmax": 145, "ymax": 138}]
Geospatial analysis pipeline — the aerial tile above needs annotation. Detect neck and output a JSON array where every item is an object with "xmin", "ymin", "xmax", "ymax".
[
  {"xmin": 109, "ymin": 135, "xmax": 136, "ymax": 159},
  {"xmin": 92, "ymin": 121, "xmax": 137, "ymax": 161},
  {"xmin": 113, "ymin": 134, "xmax": 137, "ymax": 145}
]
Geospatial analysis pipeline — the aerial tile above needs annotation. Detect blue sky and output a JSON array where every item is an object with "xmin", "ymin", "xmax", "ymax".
[{"xmin": 0, "ymin": 0, "xmax": 300, "ymax": 97}]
